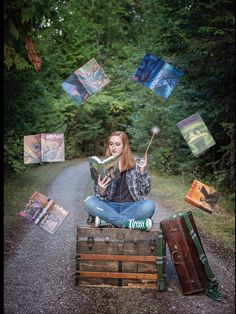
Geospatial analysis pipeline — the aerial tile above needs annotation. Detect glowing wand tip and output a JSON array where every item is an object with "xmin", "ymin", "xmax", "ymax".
[{"xmin": 151, "ymin": 126, "xmax": 160, "ymax": 135}]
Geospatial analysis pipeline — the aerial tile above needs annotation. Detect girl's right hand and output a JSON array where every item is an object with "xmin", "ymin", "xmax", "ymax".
[{"xmin": 98, "ymin": 175, "xmax": 111, "ymax": 194}]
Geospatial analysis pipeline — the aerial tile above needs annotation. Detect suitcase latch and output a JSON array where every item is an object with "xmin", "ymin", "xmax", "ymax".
[{"xmin": 87, "ymin": 236, "xmax": 94, "ymax": 249}]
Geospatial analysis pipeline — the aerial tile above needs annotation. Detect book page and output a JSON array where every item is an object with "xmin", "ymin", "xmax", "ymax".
[
  {"xmin": 101, "ymin": 155, "xmax": 118, "ymax": 164},
  {"xmin": 89, "ymin": 156, "xmax": 102, "ymax": 163}
]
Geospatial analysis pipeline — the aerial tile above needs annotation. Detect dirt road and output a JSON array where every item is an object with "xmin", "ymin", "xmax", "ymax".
[{"xmin": 4, "ymin": 161, "xmax": 235, "ymax": 313}]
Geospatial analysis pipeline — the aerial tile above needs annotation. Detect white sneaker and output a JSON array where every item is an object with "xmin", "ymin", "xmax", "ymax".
[{"xmin": 95, "ymin": 216, "xmax": 114, "ymax": 228}]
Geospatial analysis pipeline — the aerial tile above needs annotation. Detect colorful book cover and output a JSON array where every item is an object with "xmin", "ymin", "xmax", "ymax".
[
  {"xmin": 88, "ymin": 155, "xmax": 120, "ymax": 182},
  {"xmin": 61, "ymin": 58, "xmax": 110, "ymax": 106},
  {"xmin": 24, "ymin": 133, "xmax": 65, "ymax": 164},
  {"xmin": 41, "ymin": 133, "xmax": 65, "ymax": 162},
  {"xmin": 185, "ymin": 179, "xmax": 222, "ymax": 214},
  {"xmin": 176, "ymin": 113, "xmax": 216, "ymax": 156},
  {"xmin": 131, "ymin": 53, "xmax": 183, "ymax": 99},
  {"xmin": 24, "ymin": 134, "xmax": 42, "ymax": 164},
  {"xmin": 19, "ymin": 191, "xmax": 70, "ymax": 235}
]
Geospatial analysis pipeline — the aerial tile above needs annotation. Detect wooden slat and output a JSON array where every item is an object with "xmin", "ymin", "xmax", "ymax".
[
  {"xmin": 78, "ymin": 283, "xmax": 157, "ymax": 289},
  {"xmin": 78, "ymin": 253, "xmax": 156, "ymax": 262},
  {"xmin": 77, "ymin": 271, "xmax": 158, "ymax": 280}
]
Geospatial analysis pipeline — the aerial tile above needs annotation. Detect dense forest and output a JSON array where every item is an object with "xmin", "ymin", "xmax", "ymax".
[{"xmin": 4, "ymin": 0, "xmax": 235, "ymax": 195}]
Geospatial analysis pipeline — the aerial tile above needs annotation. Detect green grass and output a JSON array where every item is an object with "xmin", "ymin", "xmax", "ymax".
[
  {"xmin": 4, "ymin": 158, "xmax": 86, "ymax": 226},
  {"xmin": 151, "ymin": 172, "xmax": 235, "ymax": 250}
]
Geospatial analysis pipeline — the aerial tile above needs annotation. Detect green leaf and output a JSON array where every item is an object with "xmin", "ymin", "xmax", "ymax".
[{"xmin": 9, "ymin": 19, "xmax": 19, "ymax": 40}]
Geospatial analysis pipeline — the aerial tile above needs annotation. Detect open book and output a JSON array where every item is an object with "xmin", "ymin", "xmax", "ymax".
[
  {"xmin": 88, "ymin": 155, "xmax": 120, "ymax": 182},
  {"xmin": 24, "ymin": 133, "xmax": 65, "ymax": 164},
  {"xmin": 131, "ymin": 53, "xmax": 183, "ymax": 99},
  {"xmin": 61, "ymin": 58, "xmax": 110, "ymax": 107},
  {"xmin": 19, "ymin": 191, "xmax": 70, "ymax": 235},
  {"xmin": 177, "ymin": 113, "xmax": 216, "ymax": 156},
  {"xmin": 185, "ymin": 179, "xmax": 222, "ymax": 214}
]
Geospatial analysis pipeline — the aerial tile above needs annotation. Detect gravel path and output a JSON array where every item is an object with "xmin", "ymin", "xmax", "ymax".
[{"xmin": 4, "ymin": 161, "xmax": 235, "ymax": 313}]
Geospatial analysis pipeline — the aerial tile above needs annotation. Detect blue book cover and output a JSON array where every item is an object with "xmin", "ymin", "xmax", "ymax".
[
  {"xmin": 61, "ymin": 58, "xmax": 110, "ymax": 107},
  {"xmin": 61, "ymin": 73, "xmax": 89, "ymax": 107},
  {"xmin": 132, "ymin": 53, "xmax": 183, "ymax": 99}
]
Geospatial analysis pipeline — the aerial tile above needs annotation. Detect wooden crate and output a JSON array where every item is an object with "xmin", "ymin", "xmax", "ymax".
[{"xmin": 75, "ymin": 225, "xmax": 166, "ymax": 290}]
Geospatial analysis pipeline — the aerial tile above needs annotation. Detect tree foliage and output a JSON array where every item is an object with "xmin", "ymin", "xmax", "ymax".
[{"xmin": 4, "ymin": 0, "xmax": 235, "ymax": 194}]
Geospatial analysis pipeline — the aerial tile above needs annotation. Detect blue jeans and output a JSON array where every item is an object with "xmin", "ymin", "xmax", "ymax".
[{"xmin": 84, "ymin": 196, "xmax": 155, "ymax": 227}]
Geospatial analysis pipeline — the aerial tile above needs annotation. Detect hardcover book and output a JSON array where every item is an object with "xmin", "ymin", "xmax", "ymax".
[
  {"xmin": 61, "ymin": 58, "xmax": 110, "ymax": 106},
  {"xmin": 176, "ymin": 113, "xmax": 216, "ymax": 156},
  {"xmin": 88, "ymin": 155, "xmax": 120, "ymax": 182},
  {"xmin": 23, "ymin": 134, "xmax": 42, "ymax": 164},
  {"xmin": 19, "ymin": 191, "xmax": 70, "ymax": 235},
  {"xmin": 185, "ymin": 179, "xmax": 222, "ymax": 214},
  {"xmin": 24, "ymin": 133, "xmax": 65, "ymax": 164},
  {"xmin": 131, "ymin": 53, "xmax": 183, "ymax": 99}
]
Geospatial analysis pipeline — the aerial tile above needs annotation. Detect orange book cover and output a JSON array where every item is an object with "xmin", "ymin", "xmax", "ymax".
[{"xmin": 185, "ymin": 179, "xmax": 221, "ymax": 214}]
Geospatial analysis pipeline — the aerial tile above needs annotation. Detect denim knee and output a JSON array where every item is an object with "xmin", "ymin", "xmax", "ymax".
[
  {"xmin": 84, "ymin": 195, "xmax": 97, "ymax": 212},
  {"xmin": 143, "ymin": 199, "xmax": 156, "ymax": 217}
]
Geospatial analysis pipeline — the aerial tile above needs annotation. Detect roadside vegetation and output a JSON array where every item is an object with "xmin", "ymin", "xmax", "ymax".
[
  {"xmin": 4, "ymin": 159, "xmax": 235, "ymax": 250},
  {"xmin": 151, "ymin": 173, "xmax": 235, "ymax": 249}
]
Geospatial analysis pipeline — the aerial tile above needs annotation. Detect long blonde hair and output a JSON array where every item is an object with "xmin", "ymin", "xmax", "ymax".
[{"xmin": 105, "ymin": 131, "xmax": 135, "ymax": 171}]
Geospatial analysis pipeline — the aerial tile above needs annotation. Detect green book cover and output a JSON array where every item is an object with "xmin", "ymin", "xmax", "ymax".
[
  {"xmin": 88, "ymin": 155, "xmax": 120, "ymax": 182},
  {"xmin": 177, "ymin": 113, "xmax": 216, "ymax": 156}
]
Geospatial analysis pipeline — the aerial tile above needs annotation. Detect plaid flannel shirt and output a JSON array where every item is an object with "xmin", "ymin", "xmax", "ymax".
[{"xmin": 94, "ymin": 161, "xmax": 151, "ymax": 201}]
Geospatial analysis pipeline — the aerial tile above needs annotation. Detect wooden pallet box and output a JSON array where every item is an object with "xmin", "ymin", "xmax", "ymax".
[{"xmin": 75, "ymin": 225, "xmax": 166, "ymax": 290}]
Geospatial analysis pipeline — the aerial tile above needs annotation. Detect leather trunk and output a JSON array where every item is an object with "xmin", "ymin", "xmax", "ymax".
[
  {"xmin": 160, "ymin": 211, "xmax": 209, "ymax": 295},
  {"xmin": 75, "ymin": 225, "xmax": 166, "ymax": 290}
]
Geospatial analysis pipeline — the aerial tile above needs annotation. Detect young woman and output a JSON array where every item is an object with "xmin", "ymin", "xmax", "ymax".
[{"xmin": 84, "ymin": 131, "xmax": 155, "ymax": 230}]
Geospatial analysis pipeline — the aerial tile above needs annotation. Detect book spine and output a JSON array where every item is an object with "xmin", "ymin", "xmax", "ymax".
[
  {"xmin": 100, "ymin": 164, "xmax": 106, "ymax": 180},
  {"xmin": 34, "ymin": 199, "xmax": 54, "ymax": 224}
]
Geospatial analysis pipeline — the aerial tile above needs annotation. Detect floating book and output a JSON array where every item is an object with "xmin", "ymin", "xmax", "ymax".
[
  {"xmin": 176, "ymin": 113, "xmax": 216, "ymax": 156},
  {"xmin": 131, "ymin": 53, "xmax": 183, "ymax": 99},
  {"xmin": 19, "ymin": 191, "xmax": 70, "ymax": 235},
  {"xmin": 24, "ymin": 133, "xmax": 65, "ymax": 164},
  {"xmin": 88, "ymin": 155, "xmax": 120, "ymax": 182},
  {"xmin": 185, "ymin": 179, "xmax": 222, "ymax": 214},
  {"xmin": 61, "ymin": 58, "xmax": 110, "ymax": 106}
]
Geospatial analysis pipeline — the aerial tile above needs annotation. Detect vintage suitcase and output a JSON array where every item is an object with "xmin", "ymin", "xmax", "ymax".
[
  {"xmin": 160, "ymin": 211, "xmax": 210, "ymax": 295},
  {"xmin": 75, "ymin": 225, "xmax": 166, "ymax": 290}
]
